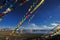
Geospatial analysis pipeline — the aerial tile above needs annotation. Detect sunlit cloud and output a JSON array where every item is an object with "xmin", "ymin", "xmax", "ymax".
[
  {"xmin": 51, "ymin": 23, "xmax": 59, "ymax": 26},
  {"xmin": 24, "ymin": 23, "xmax": 55, "ymax": 30}
]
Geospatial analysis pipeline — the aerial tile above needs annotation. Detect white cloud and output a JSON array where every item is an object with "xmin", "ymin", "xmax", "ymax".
[
  {"xmin": 50, "ymin": 23, "xmax": 60, "ymax": 30},
  {"xmin": 24, "ymin": 23, "xmax": 54, "ymax": 30},
  {"xmin": 25, "ymin": 23, "xmax": 40, "ymax": 30},
  {"xmin": 21, "ymin": 23, "xmax": 60, "ymax": 33},
  {"xmin": 42, "ymin": 25, "xmax": 54, "ymax": 29},
  {"xmin": 51, "ymin": 23, "xmax": 59, "ymax": 26},
  {"xmin": 22, "ymin": 22, "xmax": 60, "ymax": 31}
]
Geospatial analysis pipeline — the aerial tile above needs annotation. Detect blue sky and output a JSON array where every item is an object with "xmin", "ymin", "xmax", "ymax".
[{"xmin": 0, "ymin": 0, "xmax": 60, "ymax": 30}]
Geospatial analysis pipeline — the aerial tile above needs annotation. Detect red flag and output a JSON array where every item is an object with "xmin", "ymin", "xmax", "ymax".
[
  {"xmin": 20, "ymin": 0, "xmax": 26, "ymax": 3},
  {"xmin": 0, "ymin": 14, "xmax": 5, "ymax": 17}
]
